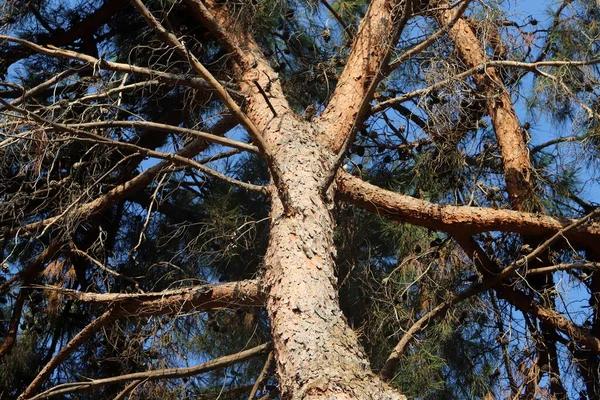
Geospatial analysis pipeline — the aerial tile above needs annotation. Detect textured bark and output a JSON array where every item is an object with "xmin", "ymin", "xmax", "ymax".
[
  {"xmin": 319, "ymin": 0, "xmax": 416, "ymax": 151},
  {"xmin": 191, "ymin": 1, "xmax": 413, "ymax": 397},
  {"xmin": 337, "ymin": 173, "xmax": 600, "ymax": 245},
  {"xmin": 261, "ymin": 117, "xmax": 403, "ymax": 399},
  {"xmin": 437, "ymin": 4, "xmax": 569, "ymax": 396}
]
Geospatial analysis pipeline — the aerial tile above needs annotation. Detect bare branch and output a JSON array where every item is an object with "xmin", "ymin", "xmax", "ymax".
[
  {"xmin": 20, "ymin": 308, "xmax": 120, "ymax": 399},
  {"xmin": 69, "ymin": 120, "xmax": 258, "ymax": 153},
  {"xmin": 34, "ymin": 280, "xmax": 265, "ymax": 316},
  {"xmin": 1, "ymin": 99, "xmax": 266, "ymax": 193},
  {"xmin": 19, "ymin": 280, "xmax": 265, "ymax": 398},
  {"xmin": 318, "ymin": 0, "xmax": 353, "ymax": 38},
  {"xmin": 0, "ymin": 67, "xmax": 85, "ymax": 110},
  {"xmin": 26, "ymin": 342, "xmax": 271, "ymax": 400},
  {"xmin": 0, "ymin": 35, "xmax": 243, "ymax": 97},
  {"xmin": 455, "ymin": 234, "xmax": 600, "ymax": 354},
  {"xmin": 248, "ymin": 351, "xmax": 274, "ymax": 400}
]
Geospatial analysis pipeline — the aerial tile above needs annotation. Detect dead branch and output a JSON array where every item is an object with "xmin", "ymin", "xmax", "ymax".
[
  {"xmin": 19, "ymin": 279, "xmax": 265, "ymax": 398},
  {"xmin": 33, "ymin": 279, "xmax": 265, "ymax": 316},
  {"xmin": 68, "ymin": 120, "xmax": 258, "ymax": 153},
  {"xmin": 27, "ymin": 342, "xmax": 271, "ymax": 400},
  {"xmin": 3, "ymin": 115, "xmax": 239, "ymax": 237},
  {"xmin": 0, "ymin": 35, "xmax": 243, "ymax": 97}
]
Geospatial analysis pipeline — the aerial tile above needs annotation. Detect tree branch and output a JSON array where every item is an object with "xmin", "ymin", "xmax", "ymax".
[
  {"xmin": 336, "ymin": 172, "xmax": 600, "ymax": 246},
  {"xmin": 3, "ymin": 115, "xmax": 239, "ymax": 237},
  {"xmin": 0, "ymin": 35, "xmax": 243, "ymax": 98},
  {"xmin": 20, "ymin": 308, "xmax": 120, "ymax": 399},
  {"xmin": 26, "ymin": 342, "xmax": 271, "ymax": 400},
  {"xmin": 34, "ymin": 280, "xmax": 265, "ymax": 316},
  {"xmin": 19, "ymin": 280, "xmax": 265, "ymax": 398},
  {"xmin": 371, "ymin": 58, "xmax": 600, "ymax": 115},
  {"xmin": 319, "ymin": 0, "xmax": 419, "ymax": 151},
  {"xmin": 130, "ymin": 0, "xmax": 290, "ymax": 210},
  {"xmin": 1, "ymin": 99, "xmax": 266, "ymax": 194}
]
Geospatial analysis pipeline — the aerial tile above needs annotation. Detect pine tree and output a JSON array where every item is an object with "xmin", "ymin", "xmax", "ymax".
[{"xmin": 1, "ymin": 0, "xmax": 599, "ymax": 398}]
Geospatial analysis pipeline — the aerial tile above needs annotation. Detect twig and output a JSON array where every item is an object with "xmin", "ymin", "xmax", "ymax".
[
  {"xmin": 111, "ymin": 379, "xmax": 146, "ymax": 400},
  {"xmin": 318, "ymin": 0, "xmax": 353, "ymax": 38},
  {"xmin": 526, "ymin": 262, "xmax": 600, "ymax": 276},
  {"xmin": 0, "ymin": 35, "xmax": 244, "ymax": 98},
  {"xmin": 4, "ymin": 116, "xmax": 239, "ymax": 238},
  {"xmin": 130, "ymin": 173, "xmax": 167, "ymax": 262},
  {"xmin": 248, "ymin": 351, "xmax": 274, "ymax": 400},
  {"xmin": 55, "ymin": 119, "xmax": 257, "ymax": 153},
  {"xmin": 70, "ymin": 247, "xmax": 141, "ymax": 289},
  {"xmin": 0, "ymin": 67, "xmax": 85, "ymax": 110},
  {"xmin": 253, "ymin": 81, "xmax": 277, "ymax": 117}
]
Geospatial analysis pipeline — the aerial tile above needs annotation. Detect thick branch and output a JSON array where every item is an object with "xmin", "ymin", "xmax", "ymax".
[
  {"xmin": 319, "ymin": 0, "xmax": 418, "ymax": 151},
  {"xmin": 380, "ymin": 208, "xmax": 600, "ymax": 380},
  {"xmin": 38, "ymin": 280, "xmax": 265, "ymax": 317},
  {"xmin": 336, "ymin": 173, "xmax": 600, "ymax": 246},
  {"xmin": 388, "ymin": 0, "xmax": 471, "ymax": 70}
]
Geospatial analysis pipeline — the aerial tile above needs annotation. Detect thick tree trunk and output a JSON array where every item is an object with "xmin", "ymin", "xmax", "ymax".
[
  {"xmin": 183, "ymin": 1, "xmax": 415, "ymax": 397},
  {"xmin": 261, "ymin": 116, "xmax": 403, "ymax": 399}
]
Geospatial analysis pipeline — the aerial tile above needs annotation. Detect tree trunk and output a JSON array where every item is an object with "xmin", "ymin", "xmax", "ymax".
[{"xmin": 261, "ymin": 115, "xmax": 403, "ymax": 399}]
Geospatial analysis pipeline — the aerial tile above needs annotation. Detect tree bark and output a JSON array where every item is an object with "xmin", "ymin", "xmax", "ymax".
[
  {"xmin": 189, "ymin": 0, "xmax": 417, "ymax": 397},
  {"xmin": 262, "ymin": 118, "xmax": 403, "ymax": 398}
]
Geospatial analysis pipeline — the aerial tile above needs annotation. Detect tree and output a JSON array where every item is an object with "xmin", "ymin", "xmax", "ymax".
[{"xmin": 1, "ymin": 0, "xmax": 599, "ymax": 398}]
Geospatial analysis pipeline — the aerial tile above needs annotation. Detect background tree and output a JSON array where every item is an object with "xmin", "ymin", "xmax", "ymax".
[{"xmin": 0, "ymin": 0, "xmax": 599, "ymax": 398}]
